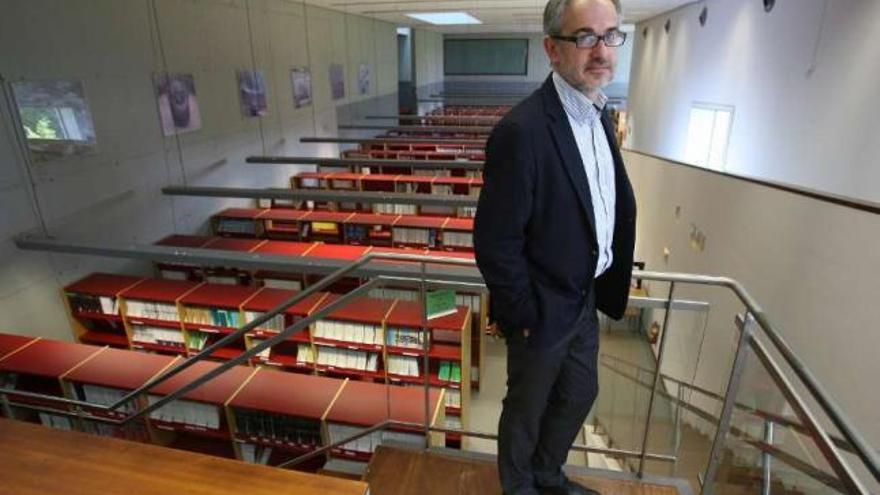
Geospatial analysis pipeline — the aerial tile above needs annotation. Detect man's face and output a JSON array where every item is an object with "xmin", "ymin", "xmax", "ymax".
[{"xmin": 544, "ymin": 0, "xmax": 620, "ymax": 94}]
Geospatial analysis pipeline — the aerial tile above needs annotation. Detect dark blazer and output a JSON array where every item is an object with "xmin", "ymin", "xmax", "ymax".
[{"xmin": 474, "ymin": 74, "xmax": 637, "ymax": 348}]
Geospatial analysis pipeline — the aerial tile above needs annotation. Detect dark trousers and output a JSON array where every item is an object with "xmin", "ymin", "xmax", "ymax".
[{"xmin": 498, "ymin": 298, "xmax": 600, "ymax": 495}]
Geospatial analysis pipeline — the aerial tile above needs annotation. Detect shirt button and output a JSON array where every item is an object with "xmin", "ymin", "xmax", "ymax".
[{"xmin": 591, "ymin": 249, "xmax": 598, "ymax": 256}]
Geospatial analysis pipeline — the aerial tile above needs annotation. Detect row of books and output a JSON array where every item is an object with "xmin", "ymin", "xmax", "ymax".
[
  {"xmin": 386, "ymin": 355, "xmax": 420, "ymax": 377},
  {"xmin": 38, "ymin": 412, "xmax": 74, "ymax": 431},
  {"xmin": 80, "ymin": 417, "xmax": 151, "ymax": 442},
  {"xmin": 68, "ymin": 294, "xmax": 118, "ymax": 315},
  {"xmin": 243, "ymin": 311, "xmax": 287, "ymax": 333},
  {"xmin": 75, "ymin": 383, "xmax": 139, "ymax": 413},
  {"xmin": 234, "ymin": 408, "xmax": 321, "ymax": 446},
  {"xmin": 343, "ymin": 224, "xmax": 388, "ymax": 243},
  {"xmin": 147, "ymin": 396, "xmax": 221, "ymax": 429},
  {"xmin": 126, "ymin": 300, "xmax": 178, "ymax": 321},
  {"xmin": 183, "ymin": 307, "xmax": 242, "ymax": 328},
  {"xmin": 315, "ymin": 347, "xmax": 379, "ymax": 372},
  {"xmin": 132, "ymin": 325, "xmax": 185, "ymax": 348},
  {"xmin": 185, "ymin": 331, "xmax": 210, "ymax": 351},
  {"xmin": 375, "ymin": 203, "xmax": 418, "ymax": 215},
  {"xmin": 239, "ymin": 443, "xmax": 273, "ymax": 464},
  {"xmin": 392, "ymin": 227, "xmax": 438, "ymax": 247},
  {"xmin": 438, "ymin": 361, "xmax": 462, "ymax": 384},
  {"xmin": 386, "ymin": 327, "xmax": 428, "ymax": 349},
  {"xmin": 326, "ymin": 423, "xmax": 423, "ymax": 454},
  {"xmin": 443, "ymin": 231, "xmax": 474, "ymax": 248},
  {"xmin": 313, "ymin": 320, "xmax": 384, "ymax": 346},
  {"xmin": 216, "ymin": 218, "xmax": 259, "ymax": 236}
]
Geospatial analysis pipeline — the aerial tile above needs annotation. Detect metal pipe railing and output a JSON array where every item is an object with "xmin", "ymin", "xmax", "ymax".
[
  {"xmin": 1, "ymin": 249, "xmax": 876, "ymax": 492},
  {"xmin": 246, "ymin": 155, "xmax": 485, "ymax": 169}
]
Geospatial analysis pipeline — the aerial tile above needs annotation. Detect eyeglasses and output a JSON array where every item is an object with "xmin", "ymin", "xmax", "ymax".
[{"xmin": 551, "ymin": 29, "xmax": 627, "ymax": 48}]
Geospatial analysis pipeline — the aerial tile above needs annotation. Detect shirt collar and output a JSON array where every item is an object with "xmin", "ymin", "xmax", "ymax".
[{"xmin": 552, "ymin": 71, "xmax": 607, "ymax": 124}]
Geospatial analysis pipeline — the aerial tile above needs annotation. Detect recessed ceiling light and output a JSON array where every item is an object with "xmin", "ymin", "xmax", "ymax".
[{"xmin": 406, "ymin": 12, "xmax": 482, "ymax": 25}]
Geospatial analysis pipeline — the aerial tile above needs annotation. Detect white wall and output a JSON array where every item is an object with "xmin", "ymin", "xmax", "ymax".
[
  {"xmin": 623, "ymin": 149, "xmax": 880, "ymax": 473},
  {"xmin": 627, "ymin": 0, "xmax": 880, "ymax": 204},
  {"xmin": 0, "ymin": 0, "xmax": 397, "ymax": 340},
  {"xmin": 413, "ymin": 28, "xmax": 444, "ymax": 89}
]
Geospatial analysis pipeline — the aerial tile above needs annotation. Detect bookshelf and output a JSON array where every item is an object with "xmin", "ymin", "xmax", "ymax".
[
  {"xmin": 145, "ymin": 360, "xmax": 256, "ymax": 458},
  {"xmin": 261, "ymin": 208, "xmax": 309, "ymax": 240},
  {"xmin": 309, "ymin": 295, "xmax": 396, "ymax": 382},
  {"xmin": 118, "ymin": 278, "xmax": 202, "ymax": 356},
  {"xmin": 251, "ymin": 240, "xmax": 317, "ymax": 290},
  {"xmin": 344, "ymin": 213, "xmax": 396, "ymax": 246},
  {"xmin": 241, "ymin": 288, "xmax": 329, "ymax": 370},
  {"xmin": 154, "ymin": 234, "xmax": 214, "ymax": 281},
  {"xmin": 209, "ymin": 209, "xmax": 475, "ymax": 251},
  {"xmin": 323, "ymin": 380, "xmax": 444, "ymax": 463},
  {"xmin": 0, "ymin": 333, "xmax": 37, "ymax": 362},
  {"xmin": 227, "ymin": 367, "xmax": 345, "ymax": 464},
  {"xmin": 178, "ymin": 283, "xmax": 262, "ymax": 360},
  {"xmin": 61, "ymin": 347, "xmax": 177, "ymax": 442},
  {"xmin": 213, "ymin": 207, "xmax": 267, "ymax": 238},
  {"xmin": 384, "ymin": 300, "xmax": 470, "ymax": 445},
  {"xmin": 63, "ymin": 273, "xmax": 146, "ymax": 348},
  {"xmin": 0, "ymin": 339, "xmax": 104, "ymax": 426}
]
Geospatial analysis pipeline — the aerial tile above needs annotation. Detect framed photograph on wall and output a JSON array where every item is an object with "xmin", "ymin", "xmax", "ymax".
[
  {"xmin": 290, "ymin": 67, "xmax": 312, "ymax": 108},
  {"xmin": 329, "ymin": 63, "xmax": 345, "ymax": 101},
  {"xmin": 357, "ymin": 64, "xmax": 371, "ymax": 95},
  {"xmin": 9, "ymin": 79, "xmax": 98, "ymax": 162},
  {"xmin": 237, "ymin": 69, "xmax": 268, "ymax": 117},
  {"xmin": 153, "ymin": 73, "xmax": 202, "ymax": 136}
]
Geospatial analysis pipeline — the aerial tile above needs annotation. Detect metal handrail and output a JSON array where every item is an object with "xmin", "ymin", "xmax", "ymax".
[
  {"xmin": 1, "ymin": 250, "xmax": 876, "ymax": 492},
  {"xmin": 599, "ymin": 353, "xmax": 856, "ymax": 454},
  {"xmin": 598, "ymin": 358, "xmax": 847, "ymax": 493}
]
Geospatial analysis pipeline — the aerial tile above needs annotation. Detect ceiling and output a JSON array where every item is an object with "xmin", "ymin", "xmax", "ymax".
[{"xmin": 302, "ymin": 0, "xmax": 696, "ymax": 34}]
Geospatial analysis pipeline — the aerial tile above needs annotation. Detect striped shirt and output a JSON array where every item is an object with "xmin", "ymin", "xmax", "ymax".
[{"xmin": 551, "ymin": 72, "xmax": 616, "ymax": 277}]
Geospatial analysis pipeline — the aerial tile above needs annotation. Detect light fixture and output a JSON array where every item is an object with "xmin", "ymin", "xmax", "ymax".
[
  {"xmin": 665, "ymin": 18, "xmax": 671, "ymax": 33},
  {"xmin": 642, "ymin": 27, "xmax": 648, "ymax": 38},
  {"xmin": 406, "ymin": 12, "xmax": 482, "ymax": 25},
  {"xmin": 763, "ymin": 0, "xmax": 776, "ymax": 12},
  {"xmin": 699, "ymin": 6, "xmax": 708, "ymax": 26}
]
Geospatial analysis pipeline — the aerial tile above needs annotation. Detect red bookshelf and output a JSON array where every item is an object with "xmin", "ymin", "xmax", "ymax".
[
  {"xmin": 119, "ymin": 279, "xmax": 201, "ymax": 355},
  {"xmin": 242, "ymin": 289, "xmax": 328, "ymax": 368},
  {"xmin": 156, "ymin": 234, "xmax": 214, "ymax": 248},
  {"xmin": 64, "ymin": 273, "xmax": 145, "ymax": 348},
  {"xmin": 145, "ymin": 360, "xmax": 254, "ymax": 440},
  {"xmin": 324, "ymin": 380, "xmax": 444, "ymax": 460},
  {"xmin": 0, "ymin": 340, "xmax": 105, "ymax": 411},
  {"xmin": 227, "ymin": 368, "xmax": 344, "ymax": 457},
  {"xmin": 0, "ymin": 333, "xmax": 37, "ymax": 360},
  {"xmin": 178, "ymin": 283, "xmax": 260, "ymax": 359},
  {"xmin": 62, "ymin": 347, "xmax": 177, "ymax": 421}
]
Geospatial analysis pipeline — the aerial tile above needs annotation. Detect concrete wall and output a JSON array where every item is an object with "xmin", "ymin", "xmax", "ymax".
[
  {"xmin": 623, "ymin": 149, "xmax": 880, "ymax": 471},
  {"xmin": 627, "ymin": 0, "xmax": 880, "ymax": 204},
  {"xmin": 0, "ymin": 0, "xmax": 397, "ymax": 340},
  {"xmin": 413, "ymin": 28, "xmax": 444, "ymax": 91}
]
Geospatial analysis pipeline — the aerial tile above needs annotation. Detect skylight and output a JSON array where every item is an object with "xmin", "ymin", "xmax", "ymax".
[{"xmin": 406, "ymin": 12, "xmax": 482, "ymax": 25}]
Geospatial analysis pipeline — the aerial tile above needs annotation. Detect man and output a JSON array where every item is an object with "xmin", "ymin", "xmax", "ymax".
[{"xmin": 473, "ymin": 0, "xmax": 636, "ymax": 493}]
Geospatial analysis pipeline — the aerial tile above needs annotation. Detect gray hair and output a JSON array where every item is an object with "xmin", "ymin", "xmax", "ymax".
[{"xmin": 543, "ymin": 0, "xmax": 622, "ymax": 36}]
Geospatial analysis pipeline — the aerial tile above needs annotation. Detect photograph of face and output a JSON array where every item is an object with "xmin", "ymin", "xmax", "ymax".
[
  {"xmin": 329, "ymin": 63, "xmax": 345, "ymax": 100},
  {"xmin": 291, "ymin": 67, "xmax": 312, "ymax": 108},
  {"xmin": 154, "ymin": 73, "xmax": 202, "ymax": 136},
  {"xmin": 357, "ymin": 64, "xmax": 371, "ymax": 95},
  {"xmin": 11, "ymin": 78, "xmax": 98, "ymax": 161},
  {"xmin": 238, "ymin": 69, "xmax": 268, "ymax": 117}
]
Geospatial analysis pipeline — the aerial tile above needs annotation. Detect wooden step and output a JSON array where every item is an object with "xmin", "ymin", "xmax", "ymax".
[
  {"xmin": 364, "ymin": 445, "xmax": 688, "ymax": 495},
  {"xmin": 0, "ymin": 418, "xmax": 367, "ymax": 495}
]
